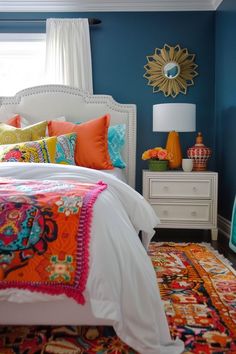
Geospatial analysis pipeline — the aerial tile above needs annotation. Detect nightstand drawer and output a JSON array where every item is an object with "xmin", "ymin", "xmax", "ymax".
[
  {"xmin": 150, "ymin": 201, "xmax": 211, "ymax": 223},
  {"xmin": 149, "ymin": 178, "xmax": 211, "ymax": 199}
]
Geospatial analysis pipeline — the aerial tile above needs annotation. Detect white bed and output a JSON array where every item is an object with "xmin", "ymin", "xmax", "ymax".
[{"xmin": 0, "ymin": 85, "xmax": 184, "ymax": 354}]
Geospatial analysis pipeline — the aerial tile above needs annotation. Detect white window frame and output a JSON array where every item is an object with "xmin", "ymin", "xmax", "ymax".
[{"xmin": 0, "ymin": 33, "xmax": 46, "ymax": 41}]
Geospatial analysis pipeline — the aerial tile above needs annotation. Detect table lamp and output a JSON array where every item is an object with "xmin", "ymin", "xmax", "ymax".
[{"xmin": 153, "ymin": 103, "xmax": 196, "ymax": 169}]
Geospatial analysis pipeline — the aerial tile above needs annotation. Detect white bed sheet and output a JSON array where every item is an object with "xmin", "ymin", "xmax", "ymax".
[
  {"xmin": 101, "ymin": 167, "xmax": 127, "ymax": 183},
  {"xmin": 0, "ymin": 163, "xmax": 184, "ymax": 354}
]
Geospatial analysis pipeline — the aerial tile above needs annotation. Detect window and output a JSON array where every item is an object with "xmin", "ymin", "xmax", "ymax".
[{"xmin": 0, "ymin": 34, "xmax": 46, "ymax": 96}]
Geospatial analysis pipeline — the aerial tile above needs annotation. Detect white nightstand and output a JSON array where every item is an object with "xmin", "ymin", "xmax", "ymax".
[{"xmin": 143, "ymin": 170, "xmax": 218, "ymax": 241}]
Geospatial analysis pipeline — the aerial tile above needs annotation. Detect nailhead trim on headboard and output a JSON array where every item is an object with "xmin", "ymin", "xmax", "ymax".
[{"xmin": 0, "ymin": 85, "xmax": 136, "ymax": 188}]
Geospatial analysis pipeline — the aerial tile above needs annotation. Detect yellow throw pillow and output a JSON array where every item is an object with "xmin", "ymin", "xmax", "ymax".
[
  {"xmin": 0, "ymin": 121, "xmax": 47, "ymax": 145},
  {"xmin": 0, "ymin": 136, "xmax": 57, "ymax": 163}
]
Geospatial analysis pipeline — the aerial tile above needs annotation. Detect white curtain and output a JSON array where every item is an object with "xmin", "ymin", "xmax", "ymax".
[{"xmin": 45, "ymin": 18, "xmax": 93, "ymax": 93}]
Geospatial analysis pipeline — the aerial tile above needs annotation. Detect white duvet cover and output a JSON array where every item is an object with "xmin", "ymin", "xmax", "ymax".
[{"xmin": 0, "ymin": 163, "xmax": 184, "ymax": 354}]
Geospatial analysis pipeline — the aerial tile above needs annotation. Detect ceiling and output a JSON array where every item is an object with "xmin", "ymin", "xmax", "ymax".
[{"xmin": 0, "ymin": 0, "xmax": 224, "ymax": 12}]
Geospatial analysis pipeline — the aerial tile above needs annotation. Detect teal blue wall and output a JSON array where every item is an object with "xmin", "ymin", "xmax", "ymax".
[
  {"xmin": 0, "ymin": 12, "xmax": 215, "ymax": 193},
  {"xmin": 215, "ymin": 0, "xmax": 236, "ymax": 219}
]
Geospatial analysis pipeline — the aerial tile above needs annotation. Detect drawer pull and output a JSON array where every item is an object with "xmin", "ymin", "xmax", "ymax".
[
  {"xmin": 163, "ymin": 186, "xmax": 169, "ymax": 192},
  {"xmin": 191, "ymin": 211, "xmax": 197, "ymax": 217},
  {"xmin": 163, "ymin": 210, "xmax": 168, "ymax": 216},
  {"xmin": 193, "ymin": 187, "xmax": 198, "ymax": 192}
]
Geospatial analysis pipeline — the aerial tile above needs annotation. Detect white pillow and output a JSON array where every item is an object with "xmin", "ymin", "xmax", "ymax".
[{"xmin": 21, "ymin": 116, "xmax": 66, "ymax": 136}]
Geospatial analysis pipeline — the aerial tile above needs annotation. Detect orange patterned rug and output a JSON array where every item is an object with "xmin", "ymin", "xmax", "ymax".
[
  {"xmin": 149, "ymin": 242, "xmax": 236, "ymax": 353},
  {"xmin": 1, "ymin": 242, "xmax": 236, "ymax": 353}
]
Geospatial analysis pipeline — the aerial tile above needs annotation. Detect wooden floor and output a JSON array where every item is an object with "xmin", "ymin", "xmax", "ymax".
[{"xmin": 153, "ymin": 228, "xmax": 236, "ymax": 268}]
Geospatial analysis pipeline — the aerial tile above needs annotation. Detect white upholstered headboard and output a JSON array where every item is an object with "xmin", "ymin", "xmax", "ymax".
[{"xmin": 0, "ymin": 85, "xmax": 137, "ymax": 188}]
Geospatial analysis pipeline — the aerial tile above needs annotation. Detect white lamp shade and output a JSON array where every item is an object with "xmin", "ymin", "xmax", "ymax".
[{"xmin": 153, "ymin": 103, "xmax": 196, "ymax": 132}]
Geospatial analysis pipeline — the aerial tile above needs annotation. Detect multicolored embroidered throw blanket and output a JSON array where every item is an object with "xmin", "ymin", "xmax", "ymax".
[{"xmin": 0, "ymin": 178, "xmax": 107, "ymax": 304}]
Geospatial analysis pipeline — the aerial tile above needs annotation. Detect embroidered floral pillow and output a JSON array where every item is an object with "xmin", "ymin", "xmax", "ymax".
[
  {"xmin": 55, "ymin": 133, "xmax": 77, "ymax": 165},
  {"xmin": 0, "ymin": 136, "xmax": 57, "ymax": 163}
]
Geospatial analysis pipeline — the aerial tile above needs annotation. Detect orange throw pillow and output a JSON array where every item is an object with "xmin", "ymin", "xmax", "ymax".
[
  {"xmin": 6, "ymin": 115, "xmax": 21, "ymax": 128},
  {"xmin": 48, "ymin": 115, "xmax": 113, "ymax": 170}
]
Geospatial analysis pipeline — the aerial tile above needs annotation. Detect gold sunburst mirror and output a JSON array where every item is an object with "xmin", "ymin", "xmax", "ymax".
[{"xmin": 144, "ymin": 44, "xmax": 198, "ymax": 98}]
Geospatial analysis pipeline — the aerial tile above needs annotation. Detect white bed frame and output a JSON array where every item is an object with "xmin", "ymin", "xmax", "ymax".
[
  {"xmin": 0, "ymin": 85, "xmax": 137, "ymax": 188},
  {"xmin": 0, "ymin": 85, "xmax": 137, "ymax": 325}
]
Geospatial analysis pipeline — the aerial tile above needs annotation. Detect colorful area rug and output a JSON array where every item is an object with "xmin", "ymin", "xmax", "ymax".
[
  {"xmin": 150, "ymin": 242, "xmax": 236, "ymax": 354},
  {"xmin": 1, "ymin": 242, "xmax": 236, "ymax": 353}
]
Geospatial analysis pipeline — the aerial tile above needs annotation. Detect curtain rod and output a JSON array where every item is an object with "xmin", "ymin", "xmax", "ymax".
[{"xmin": 0, "ymin": 18, "xmax": 101, "ymax": 25}]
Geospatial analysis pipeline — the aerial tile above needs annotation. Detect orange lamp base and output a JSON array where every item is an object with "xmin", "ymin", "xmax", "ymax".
[{"xmin": 166, "ymin": 131, "xmax": 182, "ymax": 169}]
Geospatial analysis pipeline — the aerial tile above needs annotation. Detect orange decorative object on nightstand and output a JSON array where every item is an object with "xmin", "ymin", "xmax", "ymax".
[
  {"xmin": 187, "ymin": 132, "xmax": 211, "ymax": 171},
  {"xmin": 165, "ymin": 131, "xmax": 182, "ymax": 169}
]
